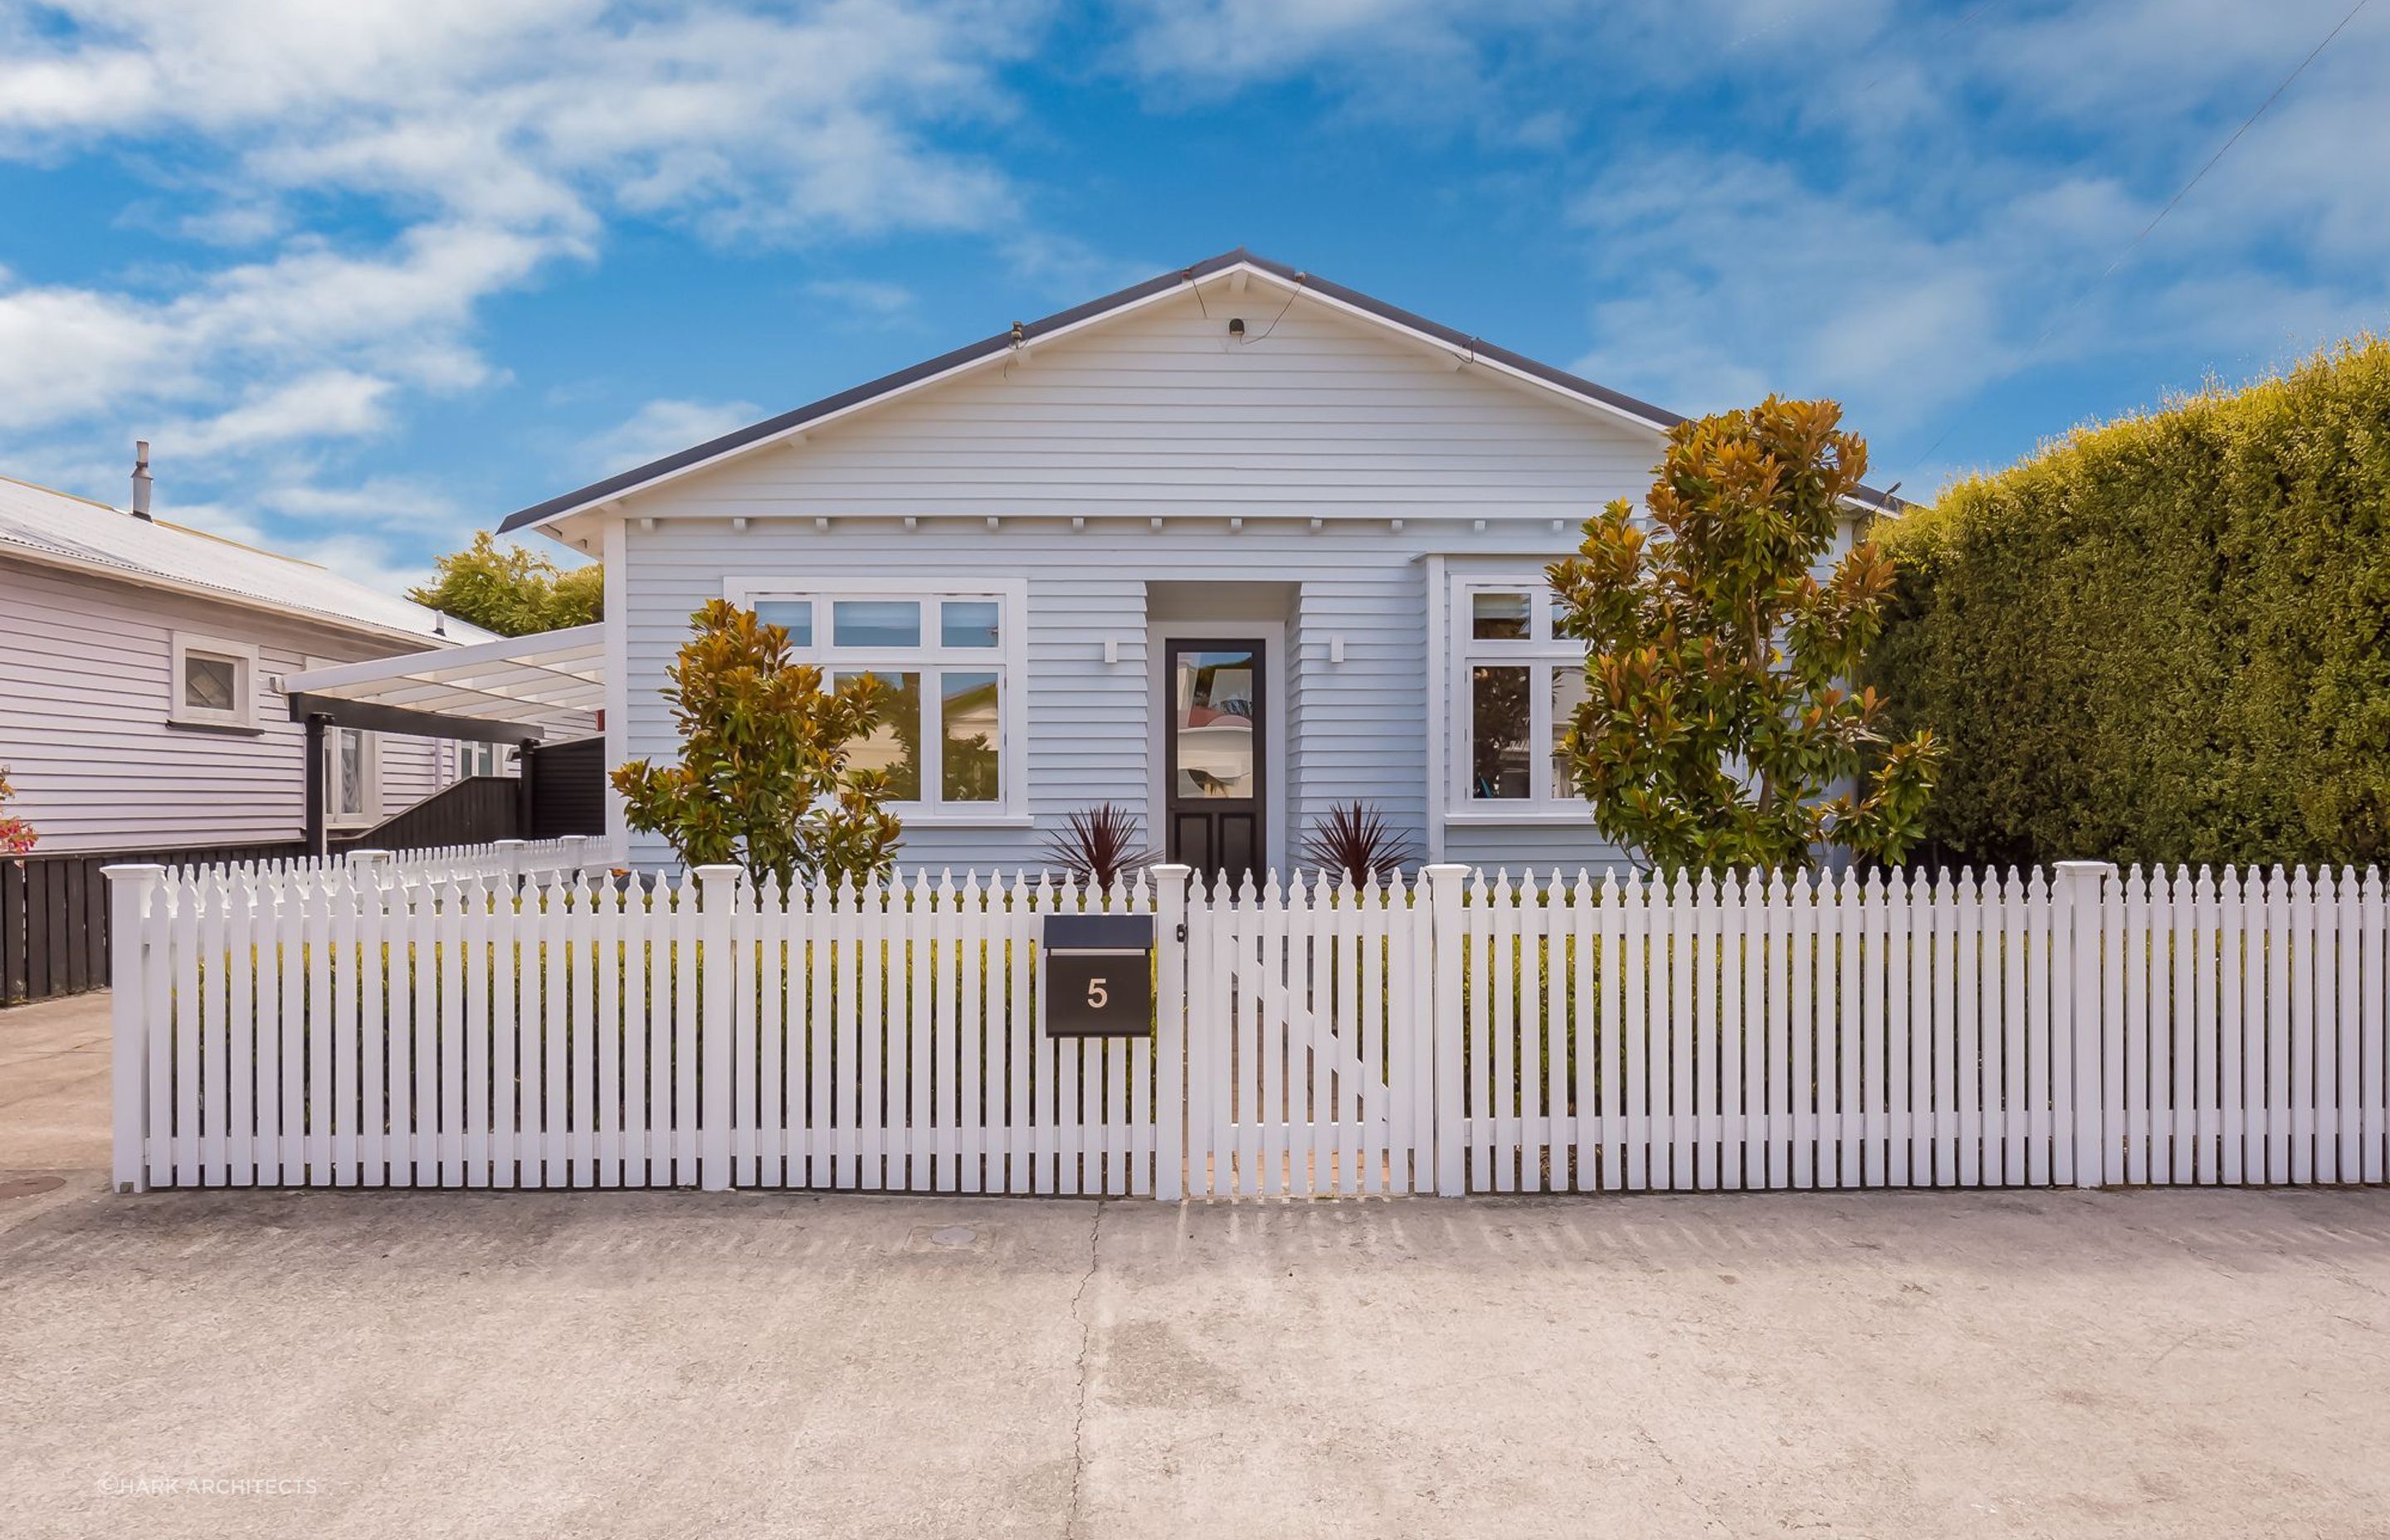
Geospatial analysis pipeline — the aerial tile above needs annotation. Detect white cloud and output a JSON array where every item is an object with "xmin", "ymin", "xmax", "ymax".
[
  {"xmin": 576, "ymin": 397, "xmax": 764, "ymax": 476},
  {"xmin": 806, "ymin": 277, "xmax": 920, "ymax": 319},
  {"xmin": 0, "ymin": 0, "xmax": 1058, "ymax": 591}
]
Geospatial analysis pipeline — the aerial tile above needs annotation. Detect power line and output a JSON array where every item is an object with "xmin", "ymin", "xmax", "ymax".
[{"xmin": 1896, "ymin": 0, "xmax": 2371, "ymax": 490}]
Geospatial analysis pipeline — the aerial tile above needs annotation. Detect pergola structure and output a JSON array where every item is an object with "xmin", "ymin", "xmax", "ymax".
[{"xmin": 282, "ymin": 623, "xmax": 605, "ymax": 855}]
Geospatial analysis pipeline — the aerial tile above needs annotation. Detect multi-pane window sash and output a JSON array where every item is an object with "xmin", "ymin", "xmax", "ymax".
[
  {"xmin": 1451, "ymin": 578, "xmax": 1590, "ymax": 811},
  {"xmin": 740, "ymin": 588, "xmax": 1015, "ymax": 812}
]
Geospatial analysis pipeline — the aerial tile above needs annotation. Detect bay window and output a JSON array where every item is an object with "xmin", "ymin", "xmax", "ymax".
[
  {"xmin": 733, "ymin": 581, "xmax": 1024, "ymax": 818},
  {"xmin": 1451, "ymin": 577, "xmax": 1590, "ymax": 813}
]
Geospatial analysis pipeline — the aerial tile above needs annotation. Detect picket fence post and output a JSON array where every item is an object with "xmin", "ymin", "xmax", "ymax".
[
  {"xmin": 1425, "ymin": 864, "xmax": 1471, "ymax": 1196},
  {"xmin": 2056, "ymin": 861, "xmax": 2116, "ymax": 1188},
  {"xmin": 104, "ymin": 863, "xmax": 165, "ymax": 1194},
  {"xmin": 1153, "ymin": 864, "xmax": 1193, "ymax": 1201},
  {"xmin": 696, "ymin": 864, "xmax": 740, "ymax": 1192}
]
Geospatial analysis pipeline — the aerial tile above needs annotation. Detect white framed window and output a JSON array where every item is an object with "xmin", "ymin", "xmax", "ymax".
[
  {"xmin": 168, "ymin": 632, "xmax": 260, "ymax": 729},
  {"xmin": 328, "ymin": 725, "xmax": 380, "ymax": 826},
  {"xmin": 455, "ymin": 741, "xmax": 505, "ymax": 780},
  {"xmin": 726, "ymin": 578, "xmax": 1027, "ymax": 821},
  {"xmin": 1448, "ymin": 576, "xmax": 1589, "ymax": 814}
]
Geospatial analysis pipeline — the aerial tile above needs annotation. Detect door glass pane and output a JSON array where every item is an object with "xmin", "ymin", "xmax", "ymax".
[
  {"xmin": 1173, "ymin": 648, "xmax": 1256, "ymax": 800},
  {"xmin": 940, "ymin": 600, "xmax": 1000, "ymax": 649},
  {"xmin": 1471, "ymin": 592, "xmax": 1530, "ymax": 641},
  {"xmin": 1471, "ymin": 666, "xmax": 1530, "ymax": 798},
  {"xmin": 941, "ymin": 670, "xmax": 1001, "ymax": 802},
  {"xmin": 837, "ymin": 670, "xmax": 920, "ymax": 800},
  {"xmin": 753, "ymin": 600, "xmax": 812, "ymax": 648},
  {"xmin": 832, "ymin": 600, "xmax": 919, "ymax": 648},
  {"xmin": 184, "ymin": 654, "xmax": 237, "ymax": 712},
  {"xmin": 1550, "ymin": 665, "xmax": 1588, "ymax": 800}
]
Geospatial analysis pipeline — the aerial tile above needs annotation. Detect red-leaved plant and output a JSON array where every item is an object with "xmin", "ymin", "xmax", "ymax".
[
  {"xmin": 1041, "ymin": 803, "xmax": 1156, "ymax": 889},
  {"xmin": 1300, "ymin": 801, "xmax": 1419, "ymax": 886}
]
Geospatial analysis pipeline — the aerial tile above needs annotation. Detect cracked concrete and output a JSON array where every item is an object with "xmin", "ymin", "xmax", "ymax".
[
  {"xmin": 1063, "ymin": 1200, "xmax": 1103, "ymax": 1540},
  {"xmin": 7, "ymin": 993, "xmax": 2390, "ymax": 1537}
]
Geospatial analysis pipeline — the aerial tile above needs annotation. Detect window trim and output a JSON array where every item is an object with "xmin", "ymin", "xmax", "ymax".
[
  {"xmin": 725, "ymin": 576, "xmax": 1029, "ymax": 823},
  {"xmin": 167, "ymin": 631, "xmax": 261, "ymax": 730},
  {"xmin": 328, "ymin": 724, "xmax": 381, "ymax": 828},
  {"xmin": 1447, "ymin": 574, "xmax": 1589, "ymax": 816}
]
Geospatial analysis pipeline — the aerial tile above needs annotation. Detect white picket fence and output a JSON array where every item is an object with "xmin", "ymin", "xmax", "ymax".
[
  {"xmin": 164, "ymin": 835, "xmax": 612, "ymax": 885},
  {"xmin": 103, "ymin": 859, "xmax": 2389, "ymax": 1200}
]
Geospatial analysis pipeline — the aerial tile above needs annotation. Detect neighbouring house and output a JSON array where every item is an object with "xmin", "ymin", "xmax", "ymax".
[
  {"xmin": 0, "ymin": 454, "xmax": 500, "ymax": 855},
  {"xmin": 393, "ymin": 248, "xmax": 1900, "ymax": 875}
]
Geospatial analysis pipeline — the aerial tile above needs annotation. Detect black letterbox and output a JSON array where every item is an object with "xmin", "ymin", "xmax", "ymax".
[{"xmin": 1041, "ymin": 913, "xmax": 1155, "ymax": 1038}]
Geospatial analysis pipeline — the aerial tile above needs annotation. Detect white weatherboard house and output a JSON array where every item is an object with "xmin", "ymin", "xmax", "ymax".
[
  {"xmin": 0, "ymin": 460, "xmax": 501, "ymax": 853},
  {"xmin": 488, "ymin": 249, "xmax": 1897, "ymax": 875}
]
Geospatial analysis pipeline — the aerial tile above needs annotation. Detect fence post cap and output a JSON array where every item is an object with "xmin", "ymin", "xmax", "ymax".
[
  {"xmin": 345, "ymin": 849, "xmax": 394, "ymax": 866},
  {"xmin": 100, "ymin": 862, "xmax": 168, "ymax": 881},
  {"xmin": 493, "ymin": 838, "xmax": 528, "ymax": 849}
]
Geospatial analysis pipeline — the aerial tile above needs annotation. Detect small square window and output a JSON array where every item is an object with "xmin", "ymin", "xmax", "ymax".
[
  {"xmin": 183, "ymin": 654, "xmax": 239, "ymax": 714},
  {"xmin": 754, "ymin": 600, "xmax": 812, "ymax": 648},
  {"xmin": 1471, "ymin": 592, "xmax": 1531, "ymax": 641},
  {"xmin": 834, "ymin": 600, "xmax": 920, "ymax": 649},
  {"xmin": 940, "ymin": 599, "xmax": 1000, "ymax": 649},
  {"xmin": 171, "ymin": 635, "xmax": 256, "ymax": 728}
]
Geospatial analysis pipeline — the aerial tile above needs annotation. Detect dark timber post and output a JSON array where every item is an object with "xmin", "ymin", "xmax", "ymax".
[
  {"xmin": 517, "ymin": 738, "xmax": 540, "ymax": 839},
  {"xmin": 304, "ymin": 712, "xmax": 332, "ymax": 858}
]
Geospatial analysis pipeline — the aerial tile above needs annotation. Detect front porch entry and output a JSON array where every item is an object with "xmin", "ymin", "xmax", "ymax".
[{"xmin": 1147, "ymin": 582, "xmax": 1290, "ymax": 880}]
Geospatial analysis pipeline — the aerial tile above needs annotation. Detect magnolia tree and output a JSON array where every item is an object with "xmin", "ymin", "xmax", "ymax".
[
  {"xmin": 613, "ymin": 601, "xmax": 901, "ymax": 889},
  {"xmin": 1547, "ymin": 395, "xmax": 1941, "ymax": 871}
]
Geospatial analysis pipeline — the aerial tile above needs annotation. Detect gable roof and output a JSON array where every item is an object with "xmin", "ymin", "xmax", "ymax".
[
  {"xmin": 500, "ymin": 247, "xmax": 1905, "ymax": 533},
  {"xmin": 0, "ymin": 472, "xmax": 487, "ymax": 647}
]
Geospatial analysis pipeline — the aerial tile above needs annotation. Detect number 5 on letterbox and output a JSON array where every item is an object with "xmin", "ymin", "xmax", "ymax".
[{"xmin": 1041, "ymin": 914, "xmax": 1156, "ymax": 1038}]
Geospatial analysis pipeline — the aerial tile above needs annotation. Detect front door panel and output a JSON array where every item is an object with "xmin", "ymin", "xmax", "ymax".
[{"xmin": 1165, "ymin": 639, "xmax": 1264, "ymax": 881}]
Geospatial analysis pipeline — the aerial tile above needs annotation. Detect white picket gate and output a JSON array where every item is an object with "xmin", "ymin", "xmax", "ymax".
[{"xmin": 103, "ymin": 858, "xmax": 2390, "ymax": 1199}]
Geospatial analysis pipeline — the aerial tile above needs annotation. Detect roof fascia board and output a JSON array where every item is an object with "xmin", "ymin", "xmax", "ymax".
[{"xmin": 0, "ymin": 539, "xmax": 456, "ymax": 650}]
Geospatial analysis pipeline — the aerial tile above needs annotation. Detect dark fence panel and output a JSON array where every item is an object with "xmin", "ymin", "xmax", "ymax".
[
  {"xmin": 2, "ymin": 837, "xmax": 318, "ymax": 1006},
  {"xmin": 526, "ymin": 737, "xmax": 607, "ymax": 841},
  {"xmin": 356, "ymin": 776, "xmax": 523, "ymax": 853}
]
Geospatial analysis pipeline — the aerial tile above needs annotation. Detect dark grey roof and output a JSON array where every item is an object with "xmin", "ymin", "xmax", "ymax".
[{"xmin": 500, "ymin": 246, "xmax": 1905, "ymax": 531}]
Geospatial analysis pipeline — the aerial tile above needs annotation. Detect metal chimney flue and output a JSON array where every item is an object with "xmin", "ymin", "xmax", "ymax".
[{"xmin": 130, "ymin": 441, "xmax": 153, "ymax": 521}]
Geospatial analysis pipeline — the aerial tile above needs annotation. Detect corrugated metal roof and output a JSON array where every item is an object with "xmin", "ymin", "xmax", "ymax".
[{"xmin": 0, "ymin": 473, "xmax": 487, "ymax": 646}]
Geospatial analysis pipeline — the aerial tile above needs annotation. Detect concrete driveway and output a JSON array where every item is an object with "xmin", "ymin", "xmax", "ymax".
[{"xmin": 5, "ymin": 992, "xmax": 2389, "ymax": 1538}]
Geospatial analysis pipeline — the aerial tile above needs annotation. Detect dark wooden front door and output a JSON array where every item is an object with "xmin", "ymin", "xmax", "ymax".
[{"xmin": 1165, "ymin": 639, "xmax": 1264, "ymax": 880}]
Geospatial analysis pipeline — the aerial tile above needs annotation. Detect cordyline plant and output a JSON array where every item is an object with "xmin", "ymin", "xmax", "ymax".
[
  {"xmin": 0, "ymin": 766, "xmax": 35, "ymax": 855},
  {"xmin": 1300, "ymin": 801, "xmax": 1420, "ymax": 886},
  {"xmin": 1041, "ymin": 803, "xmax": 1155, "ymax": 889},
  {"xmin": 1547, "ymin": 395, "xmax": 1942, "ymax": 871},
  {"xmin": 612, "ymin": 600, "xmax": 902, "ymax": 890}
]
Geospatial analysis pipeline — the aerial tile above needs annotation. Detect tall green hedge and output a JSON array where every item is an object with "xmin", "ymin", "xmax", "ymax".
[{"xmin": 1868, "ymin": 338, "xmax": 2390, "ymax": 867}]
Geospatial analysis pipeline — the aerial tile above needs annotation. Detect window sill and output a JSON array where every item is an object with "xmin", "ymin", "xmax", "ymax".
[
  {"xmin": 1441, "ymin": 807, "xmax": 1597, "ymax": 826},
  {"xmin": 165, "ymin": 717, "xmax": 265, "ymax": 737},
  {"xmin": 890, "ymin": 811, "xmax": 1036, "ymax": 829}
]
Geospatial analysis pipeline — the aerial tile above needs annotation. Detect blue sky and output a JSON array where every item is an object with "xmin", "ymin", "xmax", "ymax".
[{"xmin": 2, "ymin": 0, "xmax": 2383, "ymax": 590}]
